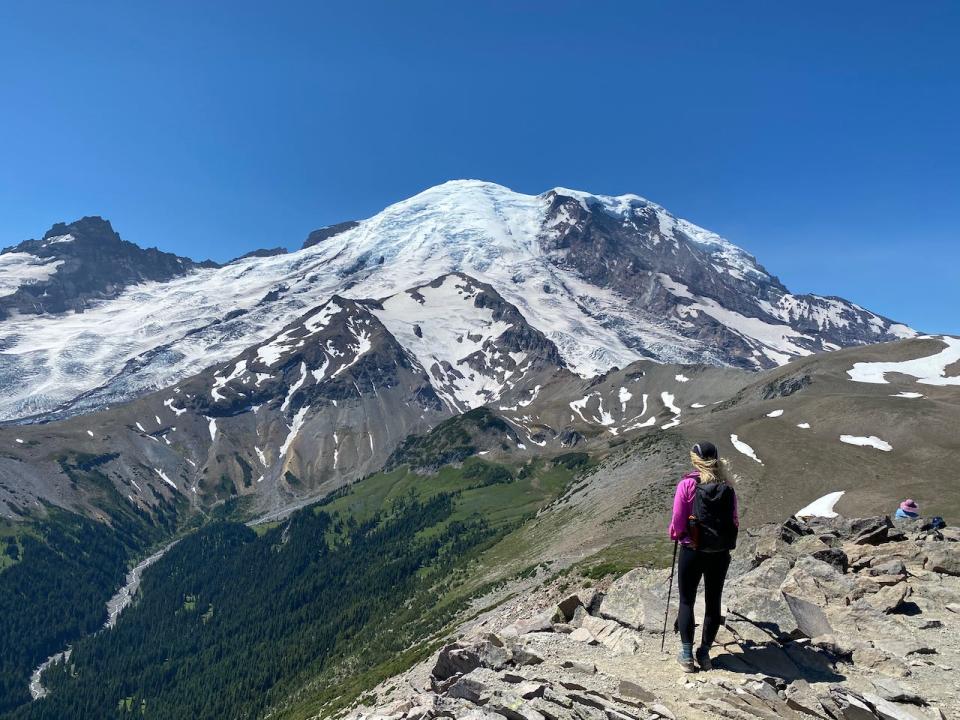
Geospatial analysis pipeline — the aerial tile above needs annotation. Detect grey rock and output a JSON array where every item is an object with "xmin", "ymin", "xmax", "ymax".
[
  {"xmin": 867, "ymin": 582, "xmax": 910, "ymax": 614},
  {"xmin": 870, "ymin": 678, "xmax": 926, "ymax": 706},
  {"xmin": 861, "ymin": 692, "xmax": 928, "ymax": 720},
  {"xmin": 518, "ymin": 681, "xmax": 547, "ymax": 700},
  {"xmin": 510, "ymin": 643, "xmax": 545, "ymax": 667},
  {"xmin": 447, "ymin": 671, "xmax": 495, "ymax": 704},
  {"xmin": 569, "ymin": 627, "xmax": 597, "ymax": 644},
  {"xmin": 828, "ymin": 688, "xmax": 881, "ymax": 720},
  {"xmin": 512, "ymin": 612, "xmax": 556, "ymax": 635},
  {"xmin": 869, "ymin": 560, "xmax": 907, "ymax": 578},
  {"xmin": 648, "ymin": 704, "xmax": 675, "ymax": 720},
  {"xmin": 780, "ymin": 555, "xmax": 856, "ymax": 606},
  {"xmin": 556, "ymin": 594, "xmax": 584, "ymax": 622},
  {"xmin": 432, "ymin": 643, "xmax": 481, "ymax": 680},
  {"xmin": 561, "ymin": 660, "xmax": 597, "ymax": 674},
  {"xmin": 477, "ymin": 636, "xmax": 513, "ymax": 670},
  {"xmin": 850, "ymin": 516, "xmax": 894, "ymax": 546},
  {"xmin": 617, "ymin": 680, "xmax": 656, "ymax": 704},
  {"xmin": 924, "ymin": 549, "xmax": 960, "ymax": 576},
  {"xmin": 783, "ymin": 592, "xmax": 834, "ymax": 638},
  {"xmin": 597, "ymin": 568, "xmax": 666, "ymax": 632},
  {"xmin": 812, "ymin": 547, "xmax": 850, "ymax": 573},
  {"xmin": 487, "ymin": 690, "xmax": 548, "ymax": 720}
]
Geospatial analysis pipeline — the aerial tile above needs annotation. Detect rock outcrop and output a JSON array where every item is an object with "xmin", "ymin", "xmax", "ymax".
[{"xmin": 347, "ymin": 516, "xmax": 960, "ymax": 719}]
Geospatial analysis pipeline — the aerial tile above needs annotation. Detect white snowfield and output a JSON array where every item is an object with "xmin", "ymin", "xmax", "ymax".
[
  {"xmin": 840, "ymin": 435, "xmax": 893, "ymax": 452},
  {"xmin": 847, "ymin": 335, "xmax": 960, "ymax": 386},
  {"xmin": 766, "ymin": 409, "xmax": 784, "ymax": 418},
  {"xmin": 0, "ymin": 252, "xmax": 64, "ymax": 298},
  {"xmin": 0, "ymin": 180, "xmax": 916, "ymax": 422},
  {"xmin": 796, "ymin": 491, "xmax": 845, "ymax": 519},
  {"xmin": 730, "ymin": 434, "xmax": 763, "ymax": 464},
  {"xmin": 373, "ymin": 274, "xmax": 518, "ymax": 410}
]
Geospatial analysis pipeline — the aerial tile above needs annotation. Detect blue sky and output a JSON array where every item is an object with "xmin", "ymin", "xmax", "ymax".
[{"xmin": 1, "ymin": 1, "xmax": 957, "ymax": 332}]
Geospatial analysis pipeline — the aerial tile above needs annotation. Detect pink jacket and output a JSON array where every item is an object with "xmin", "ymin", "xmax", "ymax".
[{"xmin": 669, "ymin": 471, "xmax": 739, "ymax": 544}]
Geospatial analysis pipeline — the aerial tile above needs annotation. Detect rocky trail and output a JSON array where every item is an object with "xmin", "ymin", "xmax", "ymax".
[{"xmin": 346, "ymin": 515, "xmax": 960, "ymax": 720}]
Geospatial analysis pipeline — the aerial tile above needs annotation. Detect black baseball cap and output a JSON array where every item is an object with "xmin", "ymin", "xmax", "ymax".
[{"xmin": 692, "ymin": 441, "xmax": 718, "ymax": 460}]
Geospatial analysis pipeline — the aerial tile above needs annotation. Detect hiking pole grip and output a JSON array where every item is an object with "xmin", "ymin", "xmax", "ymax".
[{"xmin": 661, "ymin": 540, "xmax": 679, "ymax": 653}]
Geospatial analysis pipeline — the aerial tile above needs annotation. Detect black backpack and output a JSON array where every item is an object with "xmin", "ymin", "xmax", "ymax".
[{"xmin": 688, "ymin": 482, "xmax": 738, "ymax": 552}]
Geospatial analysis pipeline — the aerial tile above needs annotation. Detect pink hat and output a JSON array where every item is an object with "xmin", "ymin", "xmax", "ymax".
[{"xmin": 900, "ymin": 499, "xmax": 919, "ymax": 512}]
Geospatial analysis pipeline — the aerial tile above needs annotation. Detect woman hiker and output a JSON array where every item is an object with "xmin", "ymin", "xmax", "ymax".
[
  {"xmin": 669, "ymin": 441, "xmax": 739, "ymax": 672},
  {"xmin": 895, "ymin": 499, "xmax": 920, "ymax": 520}
]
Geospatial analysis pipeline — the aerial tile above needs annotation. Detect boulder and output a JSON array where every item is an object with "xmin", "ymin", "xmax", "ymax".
[
  {"xmin": 781, "ymin": 517, "xmax": 814, "ymax": 544},
  {"xmin": 597, "ymin": 568, "xmax": 667, "ymax": 632},
  {"xmin": 785, "ymin": 678, "xmax": 830, "ymax": 717},
  {"xmin": 828, "ymin": 688, "xmax": 882, "ymax": 720},
  {"xmin": 476, "ymin": 635, "xmax": 513, "ymax": 670},
  {"xmin": 569, "ymin": 627, "xmax": 597, "ymax": 644},
  {"xmin": 649, "ymin": 703, "xmax": 676, "ymax": 720},
  {"xmin": 735, "ymin": 556, "xmax": 794, "ymax": 592},
  {"xmin": 447, "ymin": 669, "xmax": 498, "ymax": 704},
  {"xmin": 486, "ymin": 691, "xmax": 548, "ymax": 720},
  {"xmin": 780, "ymin": 555, "xmax": 856, "ymax": 606},
  {"xmin": 555, "ymin": 594, "xmax": 584, "ymax": 622},
  {"xmin": 726, "ymin": 588, "xmax": 799, "ymax": 642},
  {"xmin": 617, "ymin": 680, "xmax": 656, "ymax": 704},
  {"xmin": 869, "ymin": 560, "xmax": 907, "ymax": 578},
  {"xmin": 515, "ymin": 611, "xmax": 556, "ymax": 635},
  {"xmin": 924, "ymin": 549, "xmax": 960, "ymax": 576},
  {"xmin": 432, "ymin": 642, "xmax": 481, "ymax": 680},
  {"xmin": 851, "ymin": 647, "xmax": 911, "ymax": 677},
  {"xmin": 867, "ymin": 582, "xmax": 910, "ymax": 614},
  {"xmin": 861, "ymin": 692, "xmax": 928, "ymax": 720},
  {"xmin": 812, "ymin": 548, "xmax": 850, "ymax": 573},
  {"xmin": 509, "ymin": 643, "xmax": 545, "ymax": 667},
  {"xmin": 783, "ymin": 592, "xmax": 834, "ymax": 638},
  {"xmin": 870, "ymin": 678, "xmax": 926, "ymax": 706},
  {"xmin": 560, "ymin": 659, "xmax": 597, "ymax": 674},
  {"xmin": 850, "ymin": 516, "xmax": 894, "ymax": 545}
]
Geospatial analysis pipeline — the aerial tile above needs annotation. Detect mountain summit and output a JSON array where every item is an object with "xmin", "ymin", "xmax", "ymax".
[{"xmin": 0, "ymin": 181, "xmax": 914, "ymax": 422}]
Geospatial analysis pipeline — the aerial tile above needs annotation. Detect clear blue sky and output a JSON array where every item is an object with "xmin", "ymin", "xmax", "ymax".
[{"xmin": 1, "ymin": 1, "xmax": 957, "ymax": 332}]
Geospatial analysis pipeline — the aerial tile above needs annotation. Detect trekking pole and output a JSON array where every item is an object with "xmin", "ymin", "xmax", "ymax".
[{"xmin": 660, "ymin": 540, "xmax": 679, "ymax": 653}]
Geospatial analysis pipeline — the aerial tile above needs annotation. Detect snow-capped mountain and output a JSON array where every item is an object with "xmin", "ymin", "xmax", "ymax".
[
  {"xmin": 0, "ymin": 180, "xmax": 914, "ymax": 423},
  {"xmin": 0, "ymin": 216, "xmax": 214, "ymax": 320},
  {"xmin": 0, "ymin": 277, "xmax": 571, "ymax": 518}
]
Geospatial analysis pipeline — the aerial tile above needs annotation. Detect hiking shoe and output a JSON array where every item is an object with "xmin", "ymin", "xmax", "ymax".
[
  {"xmin": 677, "ymin": 649, "xmax": 696, "ymax": 673},
  {"xmin": 695, "ymin": 646, "xmax": 712, "ymax": 671}
]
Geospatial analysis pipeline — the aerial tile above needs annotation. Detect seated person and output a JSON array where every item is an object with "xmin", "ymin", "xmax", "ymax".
[{"xmin": 895, "ymin": 498, "xmax": 920, "ymax": 520}]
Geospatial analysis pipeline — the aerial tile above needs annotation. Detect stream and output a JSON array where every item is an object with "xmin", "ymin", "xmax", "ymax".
[{"xmin": 28, "ymin": 540, "xmax": 178, "ymax": 700}]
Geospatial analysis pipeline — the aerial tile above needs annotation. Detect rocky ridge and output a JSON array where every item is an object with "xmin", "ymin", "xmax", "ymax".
[{"xmin": 346, "ymin": 515, "xmax": 959, "ymax": 720}]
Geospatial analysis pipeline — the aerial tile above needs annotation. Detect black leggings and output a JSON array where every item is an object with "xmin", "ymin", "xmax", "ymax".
[{"xmin": 677, "ymin": 545, "xmax": 730, "ymax": 648}]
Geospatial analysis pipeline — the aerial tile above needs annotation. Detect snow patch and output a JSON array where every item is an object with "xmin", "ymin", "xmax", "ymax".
[
  {"xmin": 796, "ymin": 491, "xmax": 844, "ymax": 519},
  {"xmin": 730, "ymin": 434, "xmax": 763, "ymax": 464},
  {"xmin": 766, "ymin": 409, "xmax": 784, "ymax": 418},
  {"xmin": 840, "ymin": 435, "xmax": 892, "ymax": 452},
  {"xmin": 280, "ymin": 406, "xmax": 309, "ymax": 457},
  {"xmin": 153, "ymin": 467, "xmax": 177, "ymax": 491},
  {"xmin": 847, "ymin": 336, "xmax": 960, "ymax": 386}
]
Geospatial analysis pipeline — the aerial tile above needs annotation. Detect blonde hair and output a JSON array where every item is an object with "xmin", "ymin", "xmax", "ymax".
[{"xmin": 690, "ymin": 451, "xmax": 729, "ymax": 484}]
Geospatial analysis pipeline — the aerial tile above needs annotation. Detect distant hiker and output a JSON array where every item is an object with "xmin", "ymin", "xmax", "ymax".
[
  {"xmin": 669, "ymin": 441, "xmax": 739, "ymax": 673},
  {"xmin": 895, "ymin": 498, "xmax": 920, "ymax": 520}
]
